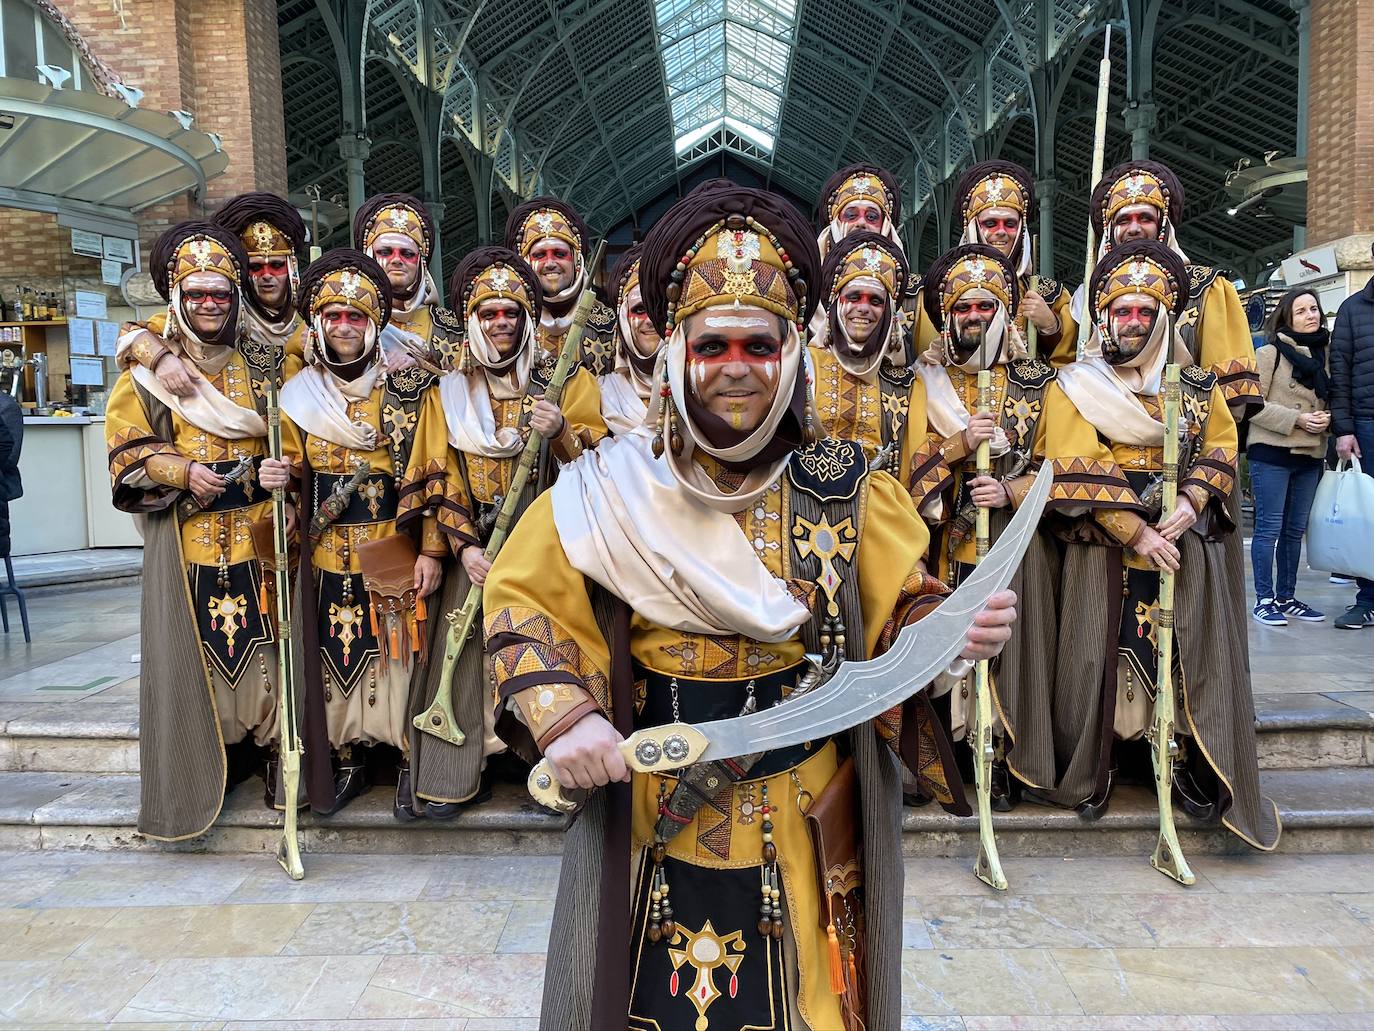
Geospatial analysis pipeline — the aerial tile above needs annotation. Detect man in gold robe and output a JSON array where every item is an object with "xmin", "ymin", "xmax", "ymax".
[
  {"xmin": 598, "ymin": 244, "xmax": 664, "ymax": 436},
  {"xmin": 483, "ymin": 182, "xmax": 1016, "ymax": 1030}
]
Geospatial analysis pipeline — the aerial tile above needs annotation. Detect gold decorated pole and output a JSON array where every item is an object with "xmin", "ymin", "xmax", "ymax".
[
  {"xmin": 1148, "ymin": 363, "xmax": 1196, "ymax": 886},
  {"xmin": 267, "ymin": 345, "xmax": 304, "ymax": 880},
  {"xmin": 1025, "ymin": 233, "xmax": 1040, "ymax": 361},
  {"xmin": 971, "ymin": 365, "xmax": 1008, "ymax": 891},
  {"xmin": 306, "ymin": 185, "xmax": 323, "ymax": 262},
  {"xmin": 1076, "ymin": 26, "xmax": 1112, "ymax": 363},
  {"xmin": 415, "ymin": 240, "xmax": 608, "ymax": 745}
]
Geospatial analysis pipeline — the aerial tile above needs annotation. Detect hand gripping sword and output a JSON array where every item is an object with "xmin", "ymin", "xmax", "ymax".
[
  {"xmin": 266, "ymin": 341, "xmax": 304, "ymax": 880},
  {"xmin": 415, "ymin": 241, "xmax": 608, "ymax": 745},
  {"xmin": 528, "ymin": 462, "xmax": 1054, "ymax": 814},
  {"xmin": 1148, "ymin": 364, "xmax": 1196, "ymax": 885}
]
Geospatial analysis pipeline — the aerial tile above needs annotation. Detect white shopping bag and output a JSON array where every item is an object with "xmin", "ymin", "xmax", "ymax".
[{"xmin": 1307, "ymin": 456, "xmax": 1374, "ymax": 580}]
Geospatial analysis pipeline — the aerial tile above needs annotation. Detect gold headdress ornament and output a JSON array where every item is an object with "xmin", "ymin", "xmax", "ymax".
[
  {"xmin": 241, "ymin": 220, "xmax": 295, "ymax": 259},
  {"xmin": 667, "ymin": 214, "xmax": 806, "ymax": 331},
  {"xmin": 960, "ymin": 173, "xmax": 1028, "ymax": 223},
  {"xmin": 464, "ymin": 261, "xmax": 534, "ymax": 318},
  {"xmin": 308, "ymin": 266, "xmax": 385, "ymax": 327},
  {"xmin": 1101, "ymin": 169, "xmax": 1169, "ymax": 226},
  {"xmin": 827, "ymin": 172, "xmax": 895, "ymax": 224},
  {"xmin": 514, "ymin": 207, "xmax": 582, "ymax": 260},
  {"xmin": 619, "ymin": 258, "xmax": 641, "ymax": 305},
  {"xmin": 360, "ymin": 202, "xmax": 431, "ymax": 257},
  {"xmin": 939, "ymin": 252, "xmax": 1015, "ymax": 315},
  {"xmin": 829, "ymin": 239, "xmax": 900, "ymax": 302},
  {"xmin": 169, "ymin": 234, "xmax": 240, "ymax": 290},
  {"xmin": 1093, "ymin": 253, "xmax": 1180, "ymax": 314}
]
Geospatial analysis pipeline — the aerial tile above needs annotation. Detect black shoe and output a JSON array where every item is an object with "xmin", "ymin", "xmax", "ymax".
[
  {"xmin": 263, "ymin": 758, "xmax": 310, "ymax": 812},
  {"xmin": 424, "ymin": 775, "xmax": 493, "ymax": 820},
  {"xmin": 320, "ymin": 762, "xmax": 369, "ymax": 815},
  {"xmin": 902, "ymin": 790, "xmax": 934, "ymax": 807},
  {"xmin": 394, "ymin": 761, "xmax": 421, "ymax": 822},
  {"xmin": 1171, "ymin": 761, "xmax": 1217, "ymax": 821},
  {"xmin": 991, "ymin": 759, "xmax": 1019, "ymax": 812},
  {"xmin": 1075, "ymin": 770, "xmax": 1115, "ymax": 822}
]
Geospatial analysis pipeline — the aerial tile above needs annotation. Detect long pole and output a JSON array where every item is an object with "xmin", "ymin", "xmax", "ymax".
[
  {"xmin": 971, "ymin": 318, "xmax": 1006, "ymax": 891},
  {"xmin": 414, "ymin": 241, "xmax": 608, "ymax": 745},
  {"xmin": 1149, "ymin": 362, "xmax": 1195, "ymax": 886},
  {"xmin": 1025, "ymin": 233, "xmax": 1040, "ymax": 361},
  {"xmin": 268, "ymin": 344, "xmax": 304, "ymax": 880},
  {"xmin": 1076, "ymin": 27, "xmax": 1112, "ymax": 363}
]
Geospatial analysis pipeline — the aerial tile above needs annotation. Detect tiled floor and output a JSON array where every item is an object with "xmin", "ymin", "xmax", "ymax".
[
  {"xmin": 0, "ymin": 560, "xmax": 1371, "ymax": 1026},
  {"xmin": 0, "ymin": 850, "xmax": 1371, "ymax": 1027}
]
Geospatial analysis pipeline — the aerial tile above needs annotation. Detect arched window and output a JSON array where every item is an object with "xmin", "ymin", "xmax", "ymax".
[{"xmin": 0, "ymin": 0, "xmax": 99, "ymax": 90}]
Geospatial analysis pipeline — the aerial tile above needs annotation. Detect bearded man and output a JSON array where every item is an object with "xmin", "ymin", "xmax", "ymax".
[
  {"xmin": 404, "ymin": 246, "xmax": 606, "ymax": 813},
  {"xmin": 906, "ymin": 243, "xmax": 1108, "ymax": 809},
  {"xmin": 106, "ymin": 222, "xmax": 282, "ymax": 838},
  {"xmin": 483, "ymin": 182, "xmax": 1016, "ymax": 1031},
  {"xmin": 808, "ymin": 230, "xmax": 928, "ymax": 483},
  {"xmin": 116, "ymin": 193, "xmax": 308, "ymax": 404},
  {"xmin": 354, "ymin": 193, "xmax": 464, "ymax": 373},
  {"xmin": 1040, "ymin": 240, "xmax": 1279, "ymax": 850},
  {"xmin": 260, "ymin": 250, "xmax": 472, "ymax": 819},
  {"xmin": 1053, "ymin": 161, "xmax": 1261, "ymax": 417},
  {"xmin": 598, "ymin": 244, "xmax": 665, "ymax": 436},
  {"xmin": 506, "ymin": 197, "xmax": 617, "ymax": 376}
]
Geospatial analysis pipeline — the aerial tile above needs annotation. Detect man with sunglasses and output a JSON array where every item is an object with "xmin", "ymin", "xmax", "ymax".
[
  {"xmin": 106, "ymin": 222, "xmax": 284, "ymax": 839},
  {"xmin": 117, "ymin": 193, "xmax": 309, "ymax": 404},
  {"xmin": 355, "ymin": 193, "xmax": 464, "ymax": 377},
  {"xmin": 506, "ymin": 198, "xmax": 617, "ymax": 377}
]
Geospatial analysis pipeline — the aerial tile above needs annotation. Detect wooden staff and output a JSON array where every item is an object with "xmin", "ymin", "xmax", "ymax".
[
  {"xmin": 1025, "ymin": 233, "xmax": 1040, "ymax": 360},
  {"xmin": 267, "ymin": 343, "xmax": 304, "ymax": 880},
  {"xmin": 1149, "ymin": 362, "xmax": 1196, "ymax": 886},
  {"xmin": 1076, "ymin": 27, "xmax": 1112, "ymax": 363},
  {"xmin": 414, "ymin": 241, "xmax": 608, "ymax": 745},
  {"xmin": 971, "ymin": 326, "xmax": 1007, "ymax": 890}
]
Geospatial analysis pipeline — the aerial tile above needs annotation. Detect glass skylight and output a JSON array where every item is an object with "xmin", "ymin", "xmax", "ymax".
[{"xmin": 654, "ymin": 0, "xmax": 796, "ymax": 159}]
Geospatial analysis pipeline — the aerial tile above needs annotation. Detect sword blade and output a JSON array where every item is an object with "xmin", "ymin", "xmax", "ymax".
[{"xmin": 691, "ymin": 462, "xmax": 1052, "ymax": 762}]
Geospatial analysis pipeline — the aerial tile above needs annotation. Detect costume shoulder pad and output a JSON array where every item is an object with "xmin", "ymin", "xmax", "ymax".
[
  {"xmin": 787, "ymin": 438, "xmax": 868, "ymax": 503},
  {"xmin": 904, "ymin": 275, "xmax": 924, "ymax": 300},
  {"xmin": 432, "ymin": 305, "xmax": 464, "ymax": 334},
  {"xmin": 1006, "ymin": 357, "xmax": 1055, "ymax": 389},
  {"xmin": 586, "ymin": 298, "xmax": 616, "ymax": 334},
  {"xmin": 1035, "ymin": 277, "xmax": 1064, "ymax": 301},
  {"xmin": 1185, "ymin": 264, "xmax": 1221, "ymax": 296},
  {"xmin": 1180, "ymin": 364, "xmax": 1217, "ymax": 391}
]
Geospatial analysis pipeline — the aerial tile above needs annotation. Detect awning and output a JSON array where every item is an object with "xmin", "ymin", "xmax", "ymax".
[{"xmin": 0, "ymin": 78, "xmax": 227, "ymax": 213}]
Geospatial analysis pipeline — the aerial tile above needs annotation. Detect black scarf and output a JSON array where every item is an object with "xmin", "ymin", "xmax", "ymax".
[{"xmin": 1273, "ymin": 328, "xmax": 1329, "ymax": 400}]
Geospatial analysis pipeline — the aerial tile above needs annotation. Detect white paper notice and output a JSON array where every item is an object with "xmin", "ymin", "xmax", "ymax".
[
  {"xmin": 101, "ymin": 259, "xmax": 123, "ymax": 286},
  {"xmin": 102, "ymin": 237, "xmax": 134, "ymax": 264},
  {"xmin": 71, "ymin": 229, "xmax": 103, "ymax": 258},
  {"xmin": 96, "ymin": 320, "xmax": 119, "ymax": 357},
  {"xmin": 74, "ymin": 290, "xmax": 108, "ymax": 320},
  {"xmin": 68, "ymin": 317, "xmax": 96, "ymax": 356}
]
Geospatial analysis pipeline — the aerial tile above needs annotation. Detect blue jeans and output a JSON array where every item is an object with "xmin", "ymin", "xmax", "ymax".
[
  {"xmin": 1354, "ymin": 419, "xmax": 1374, "ymax": 609},
  {"xmin": 1249, "ymin": 455, "xmax": 1322, "ymax": 602}
]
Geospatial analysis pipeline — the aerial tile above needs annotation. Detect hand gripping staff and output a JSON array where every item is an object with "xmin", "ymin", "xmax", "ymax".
[
  {"xmin": 415, "ymin": 240, "xmax": 608, "ymax": 745},
  {"xmin": 969, "ymin": 365, "xmax": 1008, "ymax": 890},
  {"xmin": 1149, "ymin": 364, "xmax": 1196, "ymax": 885},
  {"xmin": 266, "ymin": 341, "xmax": 304, "ymax": 880},
  {"xmin": 528, "ymin": 462, "xmax": 1054, "ymax": 814}
]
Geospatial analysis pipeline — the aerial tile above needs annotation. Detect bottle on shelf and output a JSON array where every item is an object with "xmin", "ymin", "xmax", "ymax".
[{"xmin": 17, "ymin": 287, "xmax": 29, "ymax": 321}]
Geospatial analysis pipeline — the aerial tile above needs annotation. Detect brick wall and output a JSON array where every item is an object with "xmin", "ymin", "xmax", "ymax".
[{"xmin": 1306, "ymin": 0, "xmax": 1374, "ymax": 247}]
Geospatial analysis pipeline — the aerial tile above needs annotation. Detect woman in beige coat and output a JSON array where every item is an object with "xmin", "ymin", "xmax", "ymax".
[{"xmin": 1248, "ymin": 287, "xmax": 1331, "ymax": 625}]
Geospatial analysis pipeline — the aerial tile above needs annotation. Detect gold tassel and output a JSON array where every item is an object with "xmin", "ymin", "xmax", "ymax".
[
  {"xmin": 390, "ymin": 620, "xmax": 400, "ymax": 658},
  {"xmin": 369, "ymin": 602, "xmax": 379, "ymax": 637},
  {"xmin": 827, "ymin": 921, "xmax": 845, "ymax": 996},
  {"xmin": 259, "ymin": 580, "xmax": 270, "ymax": 615},
  {"xmin": 415, "ymin": 594, "xmax": 427, "ymax": 623}
]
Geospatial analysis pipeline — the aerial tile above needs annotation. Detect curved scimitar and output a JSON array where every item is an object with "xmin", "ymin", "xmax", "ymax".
[{"xmin": 527, "ymin": 462, "xmax": 1054, "ymax": 813}]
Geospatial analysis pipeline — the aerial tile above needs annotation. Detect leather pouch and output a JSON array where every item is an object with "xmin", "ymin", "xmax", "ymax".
[
  {"xmin": 249, "ymin": 515, "xmax": 298, "ymax": 623},
  {"xmin": 804, "ymin": 756, "xmax": 866, "ymax": 1030},
  {"xmin": 357, "ymin": 533, "xmax": 427, "ymax": 667}
]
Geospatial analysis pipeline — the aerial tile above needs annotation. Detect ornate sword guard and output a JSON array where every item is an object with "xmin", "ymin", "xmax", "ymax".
[{"xmin": 527, "ymin": 723, "xmax": 712, "ymax": 813}]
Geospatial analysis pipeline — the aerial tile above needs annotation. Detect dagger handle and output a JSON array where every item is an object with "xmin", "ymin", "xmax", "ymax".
[{"xmin": 526, "ymin": 723, "xmax": 712, "ymax": 813}]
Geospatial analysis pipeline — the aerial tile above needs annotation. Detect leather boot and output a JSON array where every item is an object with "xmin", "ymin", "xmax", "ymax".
[
  {"xmin": 394, "ymin": 759, "xmax": 422, "ymax": 822},
  {"xmin": 424, "ymin": 772, "xmax": 493, "ymax": 821},
  {"xmin": 1075, "ymin": 768, "xmax": 1115, "ymax": 822},
  {"xmin": 319, "ymin": 745, "xmax": 369, "ymax": 815},
  {"xmin": 1171, "ymin": 760, "xmax": 1217, "ymax": 822},
  {"xmin": 991, "ymin": 758, "xmax": 1019, "ymax": 812}
]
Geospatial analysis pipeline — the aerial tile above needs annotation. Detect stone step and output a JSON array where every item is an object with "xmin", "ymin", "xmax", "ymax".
[
  {"xmin": 3, "ymin": 767, "xmax": 1373, "ymax": 860},
  {"xmin": 4, "ymin": 691, "xmax": 1370, "ymax": 775}
]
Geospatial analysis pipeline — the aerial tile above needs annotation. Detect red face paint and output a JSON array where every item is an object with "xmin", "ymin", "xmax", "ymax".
[
  {"xmin": 373, "ymin": 244, "xmax": 420, "ymax": 264},
  {"xmin": 529, "ymin": 242, "xmax": 573, "ymax": 267},
  {"xmin": 248, "ymin": 258, "xmax": 290, "ymax": 277},
  {"xmin": 841, "ymin": 288, "xmax": 887, "ymax": 310},
  {"xmin": 1112, "ymin": 209, "xmax": 1160, "ymax": 242},
  {"xmin": 183, "ymin": 288, "xmax": 233, "ymax": 306},
  {"xmin": 952, "ymin": 299, "xmax": 999, "ymax": 318},
  {"xmin": 978, "ymin": 215, "xmax": 1021, "ymax": 238},
  {"xmin": 322, "ymin": 309, "xmax": 370, "ymax": 327},
  {"xmin": 838, "ymin": 201, "xmax": 883, "ymax": 228}
]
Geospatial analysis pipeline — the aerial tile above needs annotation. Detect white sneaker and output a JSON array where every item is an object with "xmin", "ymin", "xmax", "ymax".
[{"xmin": 1330, "ymin": 574, "xmax": 1354, "ymax": 585}]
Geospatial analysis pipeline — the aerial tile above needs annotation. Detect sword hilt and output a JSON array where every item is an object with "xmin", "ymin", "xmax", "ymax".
[{"xmin": 527, "ymin": 723, "xmax": 710, "ymax": 813}]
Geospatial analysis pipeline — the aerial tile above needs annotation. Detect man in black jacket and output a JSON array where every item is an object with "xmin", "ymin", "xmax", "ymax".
[
  {"xmin": 1330, "ymin": 250, "xmax": 1374, "ymax": 629},
  {"xmin": 0, "ymin": 391, "xmax": 22, "ymax": 558}
]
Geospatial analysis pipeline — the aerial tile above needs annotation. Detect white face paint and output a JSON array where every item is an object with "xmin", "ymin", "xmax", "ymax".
[{"xmin": 702, "ymin": 315, "xmax": 771, "ymax": 329}]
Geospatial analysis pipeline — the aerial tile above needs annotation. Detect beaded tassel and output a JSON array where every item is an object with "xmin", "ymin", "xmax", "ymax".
[
  {"xmin": 757, "ymin": 782, "xmax": 783, "ymax": 939},
  {"xmin": 648, "ymin": 779, "xmax": 675, "ymax": 944}
]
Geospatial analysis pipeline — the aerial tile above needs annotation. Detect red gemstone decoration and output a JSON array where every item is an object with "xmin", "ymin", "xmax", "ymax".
[
  {"xmin": 670, "ymin": 971, "xmax": 680, "ymax": 996},
  {"xmin": 730, "ymin": 973, "xmax": 739, "ymax": 998}
]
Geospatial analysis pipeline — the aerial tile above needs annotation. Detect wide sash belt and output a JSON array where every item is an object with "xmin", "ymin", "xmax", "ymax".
[
  {"xmin": 312, "ymin": 471, "xmax": 399, "ymax": 526},
  {"xmin": 199, "ymin": 457, "xmax": 270, "ymax": 513}
]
